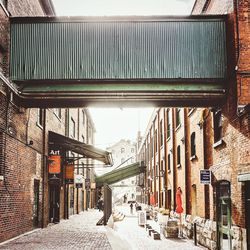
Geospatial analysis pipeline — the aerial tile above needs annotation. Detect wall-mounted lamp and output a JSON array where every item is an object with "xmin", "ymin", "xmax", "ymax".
[{"xmin": 197, "ymin": 121, "xmax": 203, "ymax": 129}]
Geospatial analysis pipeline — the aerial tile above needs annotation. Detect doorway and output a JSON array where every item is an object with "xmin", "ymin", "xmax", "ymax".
[
  {"xmin": 245, "ymin": 181, "xmax": 250, "ymax": 250},
  {"xmin": 217, "ymin": 181, "xmax": 232, "ymax": 250},
  {"xmin": 49, "ymin": 184, "xmax": 60, "ymax": 223},
  {"xmin": 33, "ymin": 179, "xmax": 40, "ymax": 227}
]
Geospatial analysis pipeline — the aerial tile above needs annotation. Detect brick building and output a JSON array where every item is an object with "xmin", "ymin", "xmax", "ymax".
[
  {"xmin": 0, "ymin": 1, "xmax": 102, "ymax": 242},
  {"xmin": 137, "ymin": 1, "xmax": 250, "ymax": 249}
]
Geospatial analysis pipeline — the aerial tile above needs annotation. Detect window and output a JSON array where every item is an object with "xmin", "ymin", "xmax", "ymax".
[
  {"xmin": 177, "ymin": 145, "xmax": 181, "ymax": 166},
  {"xmin": 176, "ymin": 108, "xmax": 181, "ymax": 128},
  {"xmin": 70, "ymin": 117, "xmax": 76, "ymax": 138},
  {"xmin": 167, "ymin": 154, "xmax": 171, "ymax": 171},
  {"xmin": 82, "ymin": 110, "xmax": 85, "ymax": 126},
  {"xmin": 167, "ymin": 109, "xmax": 171, "ymax": 139},
  {"xmin": 160, "ymin": 120, "xmax": 163, "ymax": 146},
  {"xmin": 54, "ymin": 108, "xmax": 62, "ymax": 119},
  {"xmin": 213, "ymin": 110, "xmax": 222, "ymax": 143},
  {"xmin": 191, "ymin": 132, "xmax": 196, "ymax": 157},
  {"xmin": 37, "ymin": 109, "xmax": 44, "ymax": 128},
  {"xmin": 121, "ymin": 148, "xmax": 125, "ymax": 153},
  {"xmin": 155, "ymin": 129, "xmax": 158, "ymax": 152}
]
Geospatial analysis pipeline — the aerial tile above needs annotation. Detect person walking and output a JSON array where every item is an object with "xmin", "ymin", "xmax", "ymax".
[{"xmin": 130, "ymin": 202, "xmax": 134, "ymax": 214}]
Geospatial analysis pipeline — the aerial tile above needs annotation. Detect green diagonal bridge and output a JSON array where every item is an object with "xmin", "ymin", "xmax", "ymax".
[{"xmin": 95, "ymin": 162, "xmax": 145, "ymax": 187}]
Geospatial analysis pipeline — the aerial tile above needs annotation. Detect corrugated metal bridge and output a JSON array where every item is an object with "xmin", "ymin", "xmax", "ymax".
[
  {"xmin": 10, "ymin": 15, "xmax": 228, "ymax": 107},
  {"xmin": 95, "ymin": 162, "xmax": 145, "ymax": 187}
]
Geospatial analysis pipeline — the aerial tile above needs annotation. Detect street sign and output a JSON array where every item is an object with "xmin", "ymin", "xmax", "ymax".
[{"xmin": 200, "ymin": 170, "xmax": 211, "ymax": 184}]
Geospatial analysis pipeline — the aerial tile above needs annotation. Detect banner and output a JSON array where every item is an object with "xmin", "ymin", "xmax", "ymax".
[
  {"xmin": 48, "ymin": 155, "xmax": 61, "ymax": 174},
  {"xmin": 65, "ymin": 163, "xmax": 74, "ymax": 184}
]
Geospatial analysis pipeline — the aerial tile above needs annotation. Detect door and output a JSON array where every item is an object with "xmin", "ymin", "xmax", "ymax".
[
  {"xmin": 217, "ymin": 181, "xmax": 232, "ymax": 250},
  {"xmin": 69, "ymin": 186, "xmax": 74, "ymax": 216},
  {"xmin": 246, "ymin": 181, "xmax": 250, "ymax": 250},
  {"xmin": 33, "ymin": 179, "xmax": 40, "ymax": 227},
  {"xmin": 49, "ymin": 184, "xmax": 60, "ymax": 223}
]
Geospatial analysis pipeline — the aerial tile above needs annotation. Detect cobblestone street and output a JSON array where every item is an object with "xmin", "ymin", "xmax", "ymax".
[
  {"xmin": 0, "ymin": 210, "xmax": 111, "ymax": 250},
  {"xmin": 0, "ymin": 207, "xmax": 206, "ymax": 250}
]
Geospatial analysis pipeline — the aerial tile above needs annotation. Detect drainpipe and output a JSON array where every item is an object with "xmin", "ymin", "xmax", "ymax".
[
  {"xmin": 163, "ymin": 108, "xmax": 168, "ymax": 209},
  {"xmin": 41, "ymin": 109, "xmax": 46, "ymax": 228},
  {"xmin": 172, "ymin": 108, "xmax": 177, "ymax": 210}
]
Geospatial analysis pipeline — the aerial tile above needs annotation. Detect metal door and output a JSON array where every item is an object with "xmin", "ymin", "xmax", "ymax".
[{"xmin": 217, "ymin": 181, "xmax": 232, "ymax": 250}]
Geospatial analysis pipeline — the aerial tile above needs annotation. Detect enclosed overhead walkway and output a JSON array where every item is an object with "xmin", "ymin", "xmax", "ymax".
[
  {"xmin": 9, "ymin": 15, "xmax": 228, "ymax": 107},
  {"xmin": 95, "ymin": 162, "xmax": 145, "ymax": 187}
]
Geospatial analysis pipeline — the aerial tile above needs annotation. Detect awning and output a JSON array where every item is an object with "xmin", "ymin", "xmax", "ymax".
[{"xmin": 49, "ymin": 131, "xmax": 113, "ymax": 166}]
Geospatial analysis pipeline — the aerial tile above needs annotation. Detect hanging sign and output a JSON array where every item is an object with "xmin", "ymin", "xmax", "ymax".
[
  {"xmin": 75, "ymin": 175, "xmax": 84, "ymax": 188},
  {"xmin": 200, "ymin": 170, "xmax": 211, "ymax": 184},
  {"xmin": 65, "ymin": 163, "xmax": 74, "ymax": 184},
  {"xmin": 48, "ymin": 155, "xmax": 61, "ymax": 174}
]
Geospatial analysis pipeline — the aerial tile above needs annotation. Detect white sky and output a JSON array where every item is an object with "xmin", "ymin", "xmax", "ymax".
[
  {"xmin": 52, "ymin": 0, "xmax": 195, "ymax": 150},
  {"xmin": 52, "ymin": 0, "xmax": 195, "ymax": 16},
  {"xmin": 89, "ymin": 108, "xmax": 154, "ymax": 149}
]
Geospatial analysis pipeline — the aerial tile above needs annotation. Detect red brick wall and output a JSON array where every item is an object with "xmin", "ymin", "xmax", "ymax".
[{"xmin": 192, "ymin": 0, "xmax": 250, "ymax": 228}]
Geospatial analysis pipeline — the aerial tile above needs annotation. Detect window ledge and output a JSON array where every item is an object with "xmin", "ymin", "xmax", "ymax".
[
  {"xmin": 177, "ymin": 164, "xmax": 181, "ymax": 168},
  {"xmin": 190, "ymin": 155, "xmax": 197, "ymax": 161},
  {"xmin": 213, "ymin": 139, "xmax": 225, "ymax": 149},
  {"xmin": 36, "ymin": 122, "xmax": 43, "ymax": 130},
  {"xmin": 175, "ymin": 124, "xmax": 181, "ymax": 132}
]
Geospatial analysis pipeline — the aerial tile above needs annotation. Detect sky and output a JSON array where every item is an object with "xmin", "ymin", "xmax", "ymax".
[
  {"xmin": 89, "ymin": 108, "xmax": 154, "ymax": 148},
  {"xmin": 51, "ymin": 0, "xmax": 195, "ymax": 150},
  {"xmin": 52, "ymin": 0, "xmax": 195, "ymax": 16}
]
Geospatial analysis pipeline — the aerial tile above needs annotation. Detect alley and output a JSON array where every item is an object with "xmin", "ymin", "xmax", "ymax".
[{"xmin": 0, "ymin": 207, "xmax": 205, "ymax": 250}]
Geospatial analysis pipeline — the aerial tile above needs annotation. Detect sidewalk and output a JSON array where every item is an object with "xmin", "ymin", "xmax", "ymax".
[
  {"xmin": 0, "ymin": 209, "xmax": 112, "ymax": 250},
  {"xmin": 113, "ymin": 204, "xmax": 206, "ymax": 250}
]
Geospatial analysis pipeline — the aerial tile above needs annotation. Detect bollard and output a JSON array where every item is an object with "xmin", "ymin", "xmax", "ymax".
[{"xmin": 194, "ymin": 222, "xmax": 197, "ymax": 246}]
